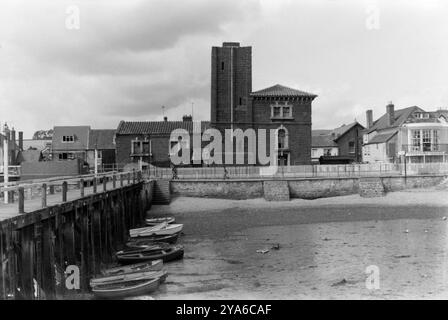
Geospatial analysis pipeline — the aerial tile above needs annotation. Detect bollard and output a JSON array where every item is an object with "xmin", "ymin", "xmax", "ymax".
[
  {"xmin": 80, "ymin": 179, "xmax": 85, "ymax": 197},
  {"xmin": 41, "ymin": 183, "xmax": 47, "ymax": 208},
  {"xmin": 62, "ymin": 181, "xmax": 67, "ymax": 202},
  {"xmin": 18, "ymin": 187, "xmax": 25, "ymax": 214}
]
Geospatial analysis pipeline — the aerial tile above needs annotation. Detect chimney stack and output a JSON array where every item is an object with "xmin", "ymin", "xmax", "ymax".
[
  {"xmin": 18, "ymin": 131, "xmax": 23, "ymax": 151},
  {"xmin": 164, "ymin": 116, "xmax": 168, "ymax": 122},
  {"xmin": 366, "ymin": 110, "xmax": 373, "ymax": 129},
  {"xmin": 182, "ymin": 115, "xmax": 193, "ymax": 122},
  {"xmin": 387, "ymin": 102, "xmax": 395, "ymax": 126}
]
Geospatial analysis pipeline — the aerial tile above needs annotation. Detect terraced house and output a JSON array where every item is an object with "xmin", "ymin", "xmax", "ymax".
[{"xmin": 363, "ymin": 103, "xmax": 448, "ymax": 163}]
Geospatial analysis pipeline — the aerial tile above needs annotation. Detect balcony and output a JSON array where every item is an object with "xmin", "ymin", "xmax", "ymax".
[{"xmin": 402, "ymin": 144, "xmax": 448, "ymax": 155}]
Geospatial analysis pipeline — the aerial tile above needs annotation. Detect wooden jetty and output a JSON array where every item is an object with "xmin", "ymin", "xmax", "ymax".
[{"xmin": 0, "ymin": 169, "xmax": 154, "ymax": 299}]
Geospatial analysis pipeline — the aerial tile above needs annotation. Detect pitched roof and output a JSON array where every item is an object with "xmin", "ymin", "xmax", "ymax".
[
  {"xmin": 52, "ymin": 126, "xmax": 90, "ymax": 150},
  {"xmin": 17, "ymin": 149, "xmax": 42, "ymax": 163},
  {"xmin": 312, "ymin": 134, "xmax": 338, "ymax": 148},
  {"xmin": 367, "ymin": 106, "xmax": 424, "ymax": 133},
  {"xmin": 250, "ymin": 84, "xmax": 317, "ymax": 98},
  {"xmin": 89, "ymin": 129, "xmax": 116, "ymax": 150},
  {"xmin": 332, "ymin": 122, "xmax": 364, "ymax": 141},
  {"xmin": 312, "ymin": 122, "xmax": 363, "ymax": 147},
  {"xmin": 116, "ymin": 121, "xmax": 211, "ymax": 135},
  {"xmin": 365, "ymin": 131, "xmax": 397, "ymax": 145}
]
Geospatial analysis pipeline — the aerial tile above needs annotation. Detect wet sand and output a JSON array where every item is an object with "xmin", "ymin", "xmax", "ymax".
[{"xmin": 142, "ymin": 190, "xmax": 448, "ymax": 300}]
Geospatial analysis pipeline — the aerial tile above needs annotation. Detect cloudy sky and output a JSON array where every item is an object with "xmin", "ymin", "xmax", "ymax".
[{"xmin": 1, "ymin": 0, "xmax": 448, "ymax": 138}]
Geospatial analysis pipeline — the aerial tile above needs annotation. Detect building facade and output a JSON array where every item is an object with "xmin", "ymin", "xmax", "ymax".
[
  {"xmin": 51, "ymin": 126, "xmax": 116, "ymax": 170},
  {"xmin": 210, "ymin": 42, "xmax": 317, "ymax": 165},
  {"xmin": 362, "ymin": 103, "xmax": 448, "ymax": 163},
  {"xmin": 115, "ymin": 117, "xmax": 210, "ymax": 168},
  {"xmin": 311, "ymin": 122, "xmax": 364, "ymax": 164}
]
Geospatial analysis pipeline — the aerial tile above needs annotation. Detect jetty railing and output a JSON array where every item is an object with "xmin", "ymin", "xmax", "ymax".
[
  {"xmin": 145, "ymin": 162, "xmax": 448, "ymax": 180},
  {"xmin": 0, "ymin": 170, "xmax": 143, "ymax": 213}
]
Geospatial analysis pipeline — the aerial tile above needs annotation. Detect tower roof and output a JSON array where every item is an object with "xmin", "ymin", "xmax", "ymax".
[{"xmin": 250, "ymin": 84, "xmax": 317, "ymax": 98}]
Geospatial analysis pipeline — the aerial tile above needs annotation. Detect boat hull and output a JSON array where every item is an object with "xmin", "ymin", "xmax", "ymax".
[
  {"xmin": 130, "ymin": 224, "xmax": 183, "ymax": 238},
  {"xmin": 116, "ymin": 245, "xmax": 184, "ymax": 264},
  {"xmin": 127, "ymin": 232, "xmax": 179, "ymax": 245},
  {"xmin": 91, "ymin": 272, "xmax": 167, "ymax": 299}
]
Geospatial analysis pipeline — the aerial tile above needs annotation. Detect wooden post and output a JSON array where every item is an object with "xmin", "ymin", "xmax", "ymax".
[
  {"xmin": 112, "ymin": 174, "xmax": 117, "ymax": 189},
  {"xmin": 80, "ymin": 179, "xmax": 85, "ymax": 197},
  {"xmin": 8, "ymin": 190, "xmax": 14, "ymax": 204},
  {"xmin": 34, "ymin": 222, "xmax": 43, "ymax": 300},
  {"xmin": 127, "ymin": 172, "xmax": 131, "ymax": 185},
  {"xmin": 41, "ymin": 183, "xmax": 47, "ymax": 208},
  {"xmin": 18, "ymin": 187, "xmax": 25, "ymax": 214},
  {"xmin": 20, "ymin": 227, "xmax": 34, "ymax": 299},
  {"xmin": 120, "ymin": 173, "xmax": 124, "ymax": 187},
  {"xmin": 41, "ymin": 215, "xmax": 56, "ymax": 299},
  {"xmin": 93, "ymin": 178, "xmax": 97, "ymax": 194},
  {"xmin": 133, "ymin": 169, "xmax": 136, "ymax": 183},
  {"xmin": 103, "ymin": 177, "xmax": 107, "ymax": 192},
  {"xmin": 49, "ymin": 185, "xmax": 55, "ymax": 195},
  {"xmin": 62, "ymin": 181, "xmax": 67, "ymax": 202}
]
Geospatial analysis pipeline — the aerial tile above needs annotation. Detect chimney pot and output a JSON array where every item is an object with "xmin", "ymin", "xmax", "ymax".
[{"xmin": 387, "ymin": 102, "xmax": 395, "ymax": 126}]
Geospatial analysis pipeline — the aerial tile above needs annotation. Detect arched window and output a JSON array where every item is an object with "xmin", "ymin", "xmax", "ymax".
[{"xmin": 277, "ymin": 126, "xmax": 288, "ymax": 149}]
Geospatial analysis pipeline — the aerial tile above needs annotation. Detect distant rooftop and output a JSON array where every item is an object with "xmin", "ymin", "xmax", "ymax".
[{"xmin": 116, "ymin": 121, "xmax": 210, "ymax": 135}]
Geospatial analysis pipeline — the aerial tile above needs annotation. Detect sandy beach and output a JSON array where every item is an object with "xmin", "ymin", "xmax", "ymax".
[{"xmin": 142, "ymin": 188, "xmax": 448, "ymax": 300}]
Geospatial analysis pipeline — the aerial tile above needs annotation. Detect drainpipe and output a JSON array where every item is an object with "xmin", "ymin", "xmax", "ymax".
[{"xmin": 3, "ymin": 130, "xmax": 9, "ymax": 204}]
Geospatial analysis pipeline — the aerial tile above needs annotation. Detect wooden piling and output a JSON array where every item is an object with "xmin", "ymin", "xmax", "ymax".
[
  {"xmin": 62, "ymin": 182, "xmax": 67, "ymax": 202},
  {"xmin": 18, "ymin": 187, "xmax": 25, "ymax": 214},
  {"xmin": 41, "ymin": 183, "xmax": 47, "ymax": 208},
  {"xmin": 112, "ymin": 174, "xmax": 116, "ymax": 189},
  {"xmin": 93, "ymin": 178, "xmax": 97, "ymax": 194},
  {"xmin": 103, "ymin": 177, "xmax": 107, "ymax": 192},
  {"xmin": 49, "ymin": 185, "xmax": 55, "ymax": 195},
  {"xmin": 80, "ymin": 179, "xmax": 85, "ymax": 197}
]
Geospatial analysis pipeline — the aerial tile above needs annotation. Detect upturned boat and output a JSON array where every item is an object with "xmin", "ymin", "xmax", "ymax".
[
  {"xmin": 116, "ymin": 244, "xmax": 184, "ymax": 264},
  {"xmin": 91, "ymin": 270, "xmax": 168, "ymax": 299},
  {"xmin": 130, "ymin": 223, "xmax": 183, "ymax": 238},
  {"xmin": 145, "ymin": 217, "xmax": 175, "ymax": 226}
]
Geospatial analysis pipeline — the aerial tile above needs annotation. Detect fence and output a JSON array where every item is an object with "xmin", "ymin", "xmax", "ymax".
[
  {"xmin": 0, "ymin": 170, "xmax": 143, "ymax": 213},
  {"xmin": 145, "ymin": 162, "xmax": 448, "ymax": 180}
]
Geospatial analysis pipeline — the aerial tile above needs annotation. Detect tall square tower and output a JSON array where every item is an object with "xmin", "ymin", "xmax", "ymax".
[{"xmin": 211, "ymin": 42, "xmax": 252, "ymax": 126}]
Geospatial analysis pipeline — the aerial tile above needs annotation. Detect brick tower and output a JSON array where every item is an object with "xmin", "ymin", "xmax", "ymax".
[{"xmin": 211, "ymin": 42, "xmax": 252, "ymax": 128}]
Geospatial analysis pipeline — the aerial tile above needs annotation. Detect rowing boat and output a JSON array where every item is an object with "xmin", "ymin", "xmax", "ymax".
[
  {"xmin": 145, "ymin": 217, "xmax": 175, "ymax": 226},
  {"xmin": 99, "ymin": 260, "xmax": 163, "ymax": 277},
  {"xmin": 91, "ymin": 270, "xmax": 167, "ymax": 299},
  {"xmin": 130, "ymin": 223, "xmax": 183, "ymax": 238},
  {"xmin": 127, "ymin": 232, "xmax": 180, "ymax": 244},
  {"xmin": 116, "ymin": 244, "xmax": 184, "ymax": 264}
]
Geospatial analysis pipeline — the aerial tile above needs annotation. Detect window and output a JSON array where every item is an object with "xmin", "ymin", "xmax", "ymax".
[
  {"xmin": 239, "ymin": 97, "xmax": 242, "ymax": 105},
  {"xmin": 311, "ymin": 148, "xmax": 318, "ymax": 158},
  {"xmin": 410, "ymin": 129, "xmax": 440, "ymax": 152},
  {"xmin": 278, "ymin": 129, "xmax": 287, "ymax": 149},
  {"xmin": 415, "ymin": 112, "xmax": 430, "ymax": 119},
  {"xmin": 131, "ymin": 139, "xmax": 151, "ymax": 155},
  {"xmin": 221, "ymin": 61, "xmax": 225, "ymax": 71},
  {"xmin": 271, "ymin": 102, "xmax": 293, "ymax": 119},
  {"xmin": 58, "ymin": 152, "xmax": 74, "ymax": 160},
  {"xmin": 324, "ymin": 148, "xmax": 332, "ymax": 156},
  {"xmin": 273, "ymin": 106, "xmax": 281, "ymax": 118},
  {"xmin": 62, "ymin": 135, "xmax": 74, "ymax": 143},
  {"xmin": 348, "ymin": 141, "xmax": 355, "ymax": 154}
]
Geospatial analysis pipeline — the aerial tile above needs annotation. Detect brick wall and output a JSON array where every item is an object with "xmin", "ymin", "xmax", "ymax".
[{"xmin": 211, "ymin": 44, "xmax": 252, "ymax": 125}]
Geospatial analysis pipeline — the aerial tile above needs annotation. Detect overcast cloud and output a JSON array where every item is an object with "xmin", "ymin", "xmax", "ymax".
[{"xmin": 1, "ymin": 0, "xmax": 448, "ymax": 137}]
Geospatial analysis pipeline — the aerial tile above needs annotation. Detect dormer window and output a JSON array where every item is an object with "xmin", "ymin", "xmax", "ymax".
[
  {"xmin": 62, "ymin": 135, "xmax": 74, "ymax": 143},
  {"xmin": 415, "ymin": 112, "xmax": 430, "ymax": 119}
]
